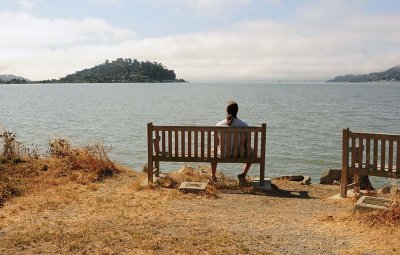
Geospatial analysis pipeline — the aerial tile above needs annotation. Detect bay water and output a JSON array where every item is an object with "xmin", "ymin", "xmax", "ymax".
[{"xmin": 1, "ymin": 82, "xmax": 399, "ymax": 186}]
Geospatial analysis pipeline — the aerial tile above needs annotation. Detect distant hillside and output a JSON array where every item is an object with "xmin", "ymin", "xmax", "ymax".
[
  {"xmin": 328, "ymin": 65, "xmax": 400, "ymax": 83},
  {"xmin": 43, "ymin": 58, "xmax": 185, "ymax": 83},
  {"xmin": 0, "ymin": 74, "xmax": 30, "ymax": 84}
]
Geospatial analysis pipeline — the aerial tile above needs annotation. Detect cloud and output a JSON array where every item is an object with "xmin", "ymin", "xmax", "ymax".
[
  {"xmin": 0, "ymin": 11, "xmax": 134, "ymax": 47},
  {"xmin": 0, "ymin": 0, "xmax": 399, "ymax": 81},
  {"xmin": 151, "ymin": 0, "xmax": 252, "ymax": 14},
  {"xmin": 16, "ymin": 0, "xmax": 35, "ymax": 10}
]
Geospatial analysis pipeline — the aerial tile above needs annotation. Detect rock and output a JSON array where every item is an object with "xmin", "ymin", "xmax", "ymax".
[
  {"xmin": 390, "ymin": 187, "xmax": 400, "ymax": 195},
  {"xmin": 289, "ymin": 175, "xmax": 304, "ymax": 182},
  {"xmin": 301, "ymin": 176, "xmax": 311, "ymax": 185},
  {"xmin": 320, "ymin": 169, "xmax": 341, "ymax": 184},
  {"xmin": 377, "ymin": 186, "xmax": 391, "ymax": 195}
]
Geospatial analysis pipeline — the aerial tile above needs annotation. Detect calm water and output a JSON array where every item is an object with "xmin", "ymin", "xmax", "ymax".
[{"xmin": 1, "ymin": 82, "xmax": 399, "ymax": 186}]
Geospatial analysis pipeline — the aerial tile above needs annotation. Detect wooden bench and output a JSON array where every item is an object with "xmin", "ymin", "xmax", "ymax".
[
  {"xmin": 147, "ymin": 123, "xmax": 267, "ymax": 186},
  {"xmin": 340, "ymin": 128, "xmax": 400, "ymax": 198}
]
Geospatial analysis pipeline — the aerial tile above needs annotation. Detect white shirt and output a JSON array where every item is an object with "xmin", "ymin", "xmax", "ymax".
[
  {"xmin": 216, "ymin": 118, "xmax": 248, "ymax": 127},
  {"xmin": 215, "ymin": 118, "xmax": 248, "ymax": 157}
]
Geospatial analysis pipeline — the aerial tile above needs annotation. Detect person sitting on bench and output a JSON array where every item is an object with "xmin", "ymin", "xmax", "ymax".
[{"xmin": 211, "ymin": 101, "xmax": 251, "ymax": 185}]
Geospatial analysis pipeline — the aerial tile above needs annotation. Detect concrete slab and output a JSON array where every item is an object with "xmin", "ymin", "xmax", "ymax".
[
  {"xmin": 251, "ymin": 177, "xmax": 272, "ymax": 191},
  {"xmin": 179, "ymin": 182, "xmax": 208, "ymax": 193},
  {"xmin": 329, "ymin": 189, "xmax": 370, "ymax": 200},
  {"xmin": 355, "ymin": 195, "xmax": 393, "ymax": 211}
]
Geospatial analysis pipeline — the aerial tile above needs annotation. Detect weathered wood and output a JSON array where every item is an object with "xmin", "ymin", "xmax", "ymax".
[
  {"xmin": 254, "ymin": 131, "xmax": 259, "ymax": 159},
  {"xmin": 389, "ymin": 140, "xmax": 393, "ymax": 173},
  {"xmin": 201, "ymin": 131, "xmax": 205, "ymax": 158},
  {"xmin": 181, "ymin": 130, "xmax": 185, "ymax": 158},
  {"xmin": 153, "ymin": 126, "xmax": 263, "ymax": 132},
  {"xmin": 366, "ymin": 138, "xmax": 370, "ymax": 167},
  {"xmin": 162, "ymin": 130, "xmax": 166, "ymax": 156},
  {"xmin": 342, "ymin": 129, "xmax": 400, "ymax": 195},
  {"xmin": 247, "ymin": 132, "xmax": 252, "ymax": 159},
  {"xmin": 213, "ymin": 131, "xmax": 218, "ymax": 159},
  {"xmin": 260, "ymin": 123, "xmax": 267, "ymax": 185},
  {"xmin": 381, "ymin": 140, "xmax": 386, "ymax": 173},
  {"xmin": 147, "ymin": 123, "xmax": 267, "ymax": 185},
  {"xmin": 175, "ymin": 130, "xmax": 178, "ymax": 157},
  {"xmin": 188, "ymin": 131, "xmax": 192, "ymax": 158},
  {"xmin": 207, "ymin": 131, "xmax": 211, "ymax": 158},
  {"xmin": 226, "ymin": 131, "xmax": 231, "ymax": 158},
  {"xmin": 147, "ymin": 123, "xmax": 154, "ymax": 183},
  {"xmin": 154, "ymin": 131, "xmax": 160, "ymax": 177},
  {"xmin": 341, "ymin": 128, "xmax": 349, "ymax": 198},
  {"xmin": 350, "ymin": 132, "xmax": 400, "ymax": 141},
  {"xmin": 194, "ymin": 131, "xmax": 198, "ymax": 157},
  {"xmin": 373, "ymin": 139, "xmax": 378, "ymax": 169},
  {"xmin": 233, "ymin": 132, "xmax": 239, "ymax": 158},
  {"xmin": 351, "ymin": 137, "xmax": 356, "ymax": 168},
  {"xmin": 397, "ymin": 141, "xmax": 400, "ymax": 174},
  {"xmin": 168, "ymin": 130, "xmax": 172, "ymax": 159},
  {"xmin": 240, "ymin": 133, "xmax": 246, "ymax": 158}
]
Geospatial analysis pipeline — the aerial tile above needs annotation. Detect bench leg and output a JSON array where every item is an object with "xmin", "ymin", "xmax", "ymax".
[
  {"xmin": 148, "ymin": 160, "xmax": 153, "ymax": 184},
  {"xmin": 260, "ymin": 162, "xmax": 265, "ymax": 186},
  {"xmin": 340, "ymin": 166, "xmax": 348, "ymax": 198},
  {"xmin": 155, "ymin": 161, "xmax": 160, "ymax": 178}
]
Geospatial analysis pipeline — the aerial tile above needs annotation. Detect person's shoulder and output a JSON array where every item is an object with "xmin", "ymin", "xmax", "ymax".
[
  {"xmin": 233, "ymin": 118, "xmax": 248, "ymax": 127},
  {"xmin": 216, "ymin": 119, "xmax": 228, "ymax": 126}
]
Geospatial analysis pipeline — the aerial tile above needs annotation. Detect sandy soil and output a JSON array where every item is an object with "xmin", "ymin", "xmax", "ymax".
[{"xmin": 0, "ymin": 170, "xmax": 399, "ymax": 255}]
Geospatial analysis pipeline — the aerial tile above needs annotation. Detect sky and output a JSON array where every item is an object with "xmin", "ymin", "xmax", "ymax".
[{"xmin": 0, "ymin": 0, "xmax": 399, "ymax": 81}]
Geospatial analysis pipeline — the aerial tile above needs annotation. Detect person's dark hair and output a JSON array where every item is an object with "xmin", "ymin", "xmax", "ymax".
[{"xmin": 226, "ymin": 101, "xmax": 239, "ymax": 126}]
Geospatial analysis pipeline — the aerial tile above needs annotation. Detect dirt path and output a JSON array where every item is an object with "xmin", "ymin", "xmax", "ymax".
[{"xmin": 0, "ymin": 172, "xmax": 399, "ymax": 255}]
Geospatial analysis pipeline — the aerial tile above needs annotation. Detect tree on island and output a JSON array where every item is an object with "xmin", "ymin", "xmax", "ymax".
[{"xmin": 57, "ymin": 58, "xmax": 185, "ymax": 83}]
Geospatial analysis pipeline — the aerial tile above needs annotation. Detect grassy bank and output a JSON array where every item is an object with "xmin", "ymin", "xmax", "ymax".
[{"xmin": 1, "ymin": 132, "xmax": 400, "ymax": 254}]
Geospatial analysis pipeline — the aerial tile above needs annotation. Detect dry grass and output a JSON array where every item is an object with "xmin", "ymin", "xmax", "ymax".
[
  {"xmin": 352, "ymin": 195, "xmax": 400, "ymax": 228},
  {"xmin": 0, "ymin": 133, "xmax": 123, "ymax": 206}
]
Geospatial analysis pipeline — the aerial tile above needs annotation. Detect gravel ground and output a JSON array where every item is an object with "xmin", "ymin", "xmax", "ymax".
[{"xmin": 0, "ymin": 171, "xmax": 399, "ymax": 255}]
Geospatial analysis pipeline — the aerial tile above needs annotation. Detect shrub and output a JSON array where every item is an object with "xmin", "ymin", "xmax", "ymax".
[{"xmin": 0, "ymin": 131, "xmax": 20, "ymax": 160}]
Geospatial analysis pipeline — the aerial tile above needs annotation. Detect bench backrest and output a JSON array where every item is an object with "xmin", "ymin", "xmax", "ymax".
[
  {"xmin": 147, "ymin": 123, "xmax": 266, "ymax": 164},
  {"xmin": 340, "ymin": 128, "xmax": 400, "ymax": 197}
]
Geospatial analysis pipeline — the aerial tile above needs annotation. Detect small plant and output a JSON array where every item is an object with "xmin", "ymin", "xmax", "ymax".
[
  {"xmin": 49, "ymin": 139, "xmax": 71, "ymax": 158},
  {"xmin": 0, "ymin": 131, "xmax": 20, "ymax": 160}
]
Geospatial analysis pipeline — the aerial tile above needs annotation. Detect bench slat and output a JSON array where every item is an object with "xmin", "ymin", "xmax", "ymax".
[
  {"xmin": 207, "ymin": 131, "xmax": 211, "ymax": 158},
  {"xmin": 373, "ymin": 139, "xmax": 378, "ymax": 170},
  {"xmin": 366, "ymin": 138, "xmax": 370, "ymax": 167},
  {"xmin": 153, "ymin": 126, "xmax": 263, "ymax": 132},
  {"xmin": 181, "ymin": 130, "xmax": 185, "ymax": 158},
  {"xmin": 381, "ymin": 140, "xmax": 386, "ymax": 173},
  {"xmin": 247, "ymin": 131, "xmax": 252, "ymax": 159},
  {"xmin": 254, "ymin": 131, "xmax": 258, "ymax": 159},
  {"xmin": 397, "ymin": 141, "xmax": 400, "ymax": 175},
  {"xmin": 188, "ymin": 131, "xmax": 191, "ymax": 158},
  {"xmin": 175, "ymin": 130, "xmax": 178, "ymax": 157},
  {"xmin": 168, "ymin": 130, "xmax": 172, "ymax": 159},
  {"xmin": 389, "ymin": 140, "xmax": 393, "ymax": 173},
  {"xmin": 201, "ymin": 131, "xmax": 205, "ymax": 158},
  {"xmin": 194, "ymin": 131, "xmax": 198, "ymax": 157}
]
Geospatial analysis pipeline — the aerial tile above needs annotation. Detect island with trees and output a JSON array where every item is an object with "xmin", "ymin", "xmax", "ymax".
[
  {"xmin": 42, "ymin": 58, "xmax": 185, "ymax": 83},
  {"xmin": 0, "ymin": 74, "xmax": 29, "ymax": 84},
  {"xmin": 1, "ymin": 58, "xmax": 186, "ymax": 84},
  {"xmin": 328, "ymin": 65, "xmax": 400, "ymax": 83}
]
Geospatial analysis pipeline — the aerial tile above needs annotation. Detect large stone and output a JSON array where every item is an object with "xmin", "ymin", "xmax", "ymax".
[
  {"xmin": 178, "ymin": 182, "xmax": 208, "ymax": 193},
  {"xmin": 251, "ymin": 177, "xmax": 272, "ymax": 191},
  {"xmin": 301, "ymin": 176, "xmax": 311, "ymax": 185},
  {"xmin": 320, "ymin": 169, "xmax": 342, "ymax": 184},
  {"xmin": 355, "ymin": 195, "xmax": 393, "ymax": 211}
]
